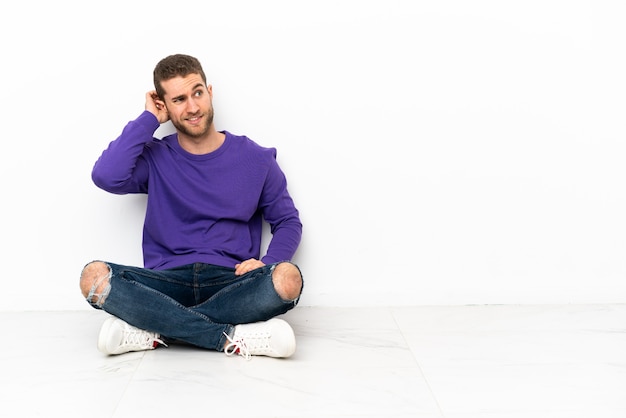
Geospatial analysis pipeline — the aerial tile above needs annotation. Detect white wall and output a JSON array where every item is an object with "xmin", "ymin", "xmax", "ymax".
[{"xmin": 1, "ymin": 0, "xmax": 624, "ymax": 311}]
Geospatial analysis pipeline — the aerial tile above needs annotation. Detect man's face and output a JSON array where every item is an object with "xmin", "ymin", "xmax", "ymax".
[{"xmin": 161, "ymin": 74, "xmax": 214, "ymax": 138}]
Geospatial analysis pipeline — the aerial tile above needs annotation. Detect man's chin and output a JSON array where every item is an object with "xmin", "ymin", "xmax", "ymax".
[{"xmin": 176, "ymin": 124, "xmax": 209, "ymax": 138}]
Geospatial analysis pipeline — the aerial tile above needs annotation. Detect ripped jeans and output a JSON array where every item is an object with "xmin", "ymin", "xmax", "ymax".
[{"xmin": 82, "ymin": 261, "xmax": 302, "ymax": 351}]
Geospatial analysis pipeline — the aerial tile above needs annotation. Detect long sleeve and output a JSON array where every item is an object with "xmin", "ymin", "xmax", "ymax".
[
  {"xmin": 259, "ymin": 155, "xmax": 302, "ymax": 264},
  {"xmin": 92, "ymin": 111, "xmax": 160, "ymax": 194}
]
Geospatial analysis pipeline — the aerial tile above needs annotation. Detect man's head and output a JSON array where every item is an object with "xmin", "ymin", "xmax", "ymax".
[
  {"xmin": 153, "ymin": 54, "xmax": 214, "ymax": 140},
  {"xmin": 153, "ymin": 54, "xmax": 207, "ymax": 99}
]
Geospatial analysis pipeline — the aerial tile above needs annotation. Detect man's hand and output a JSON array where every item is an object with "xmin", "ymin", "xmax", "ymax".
[
  {"xmin": 235, "ymin": 258, "xmax": 265, "ymax": 275},
  {"xmin": 145, "ymin": 90, "xmax": 170, "ymax": 124}
]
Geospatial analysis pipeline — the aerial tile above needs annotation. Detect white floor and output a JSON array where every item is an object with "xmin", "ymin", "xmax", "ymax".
[{"xmin": 1, "ymin": 304, "xmax": 625, "ymax": 417}]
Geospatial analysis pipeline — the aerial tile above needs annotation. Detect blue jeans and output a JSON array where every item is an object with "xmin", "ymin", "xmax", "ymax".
[{"xmin": 84, "ymin": 261, "xmax": 302, "ymax": 351}]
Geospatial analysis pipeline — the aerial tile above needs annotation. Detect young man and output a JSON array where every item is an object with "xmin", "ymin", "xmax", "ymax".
[{"xmin": 79, "ymin": 54, "xmax": 303, "ymax": 360}]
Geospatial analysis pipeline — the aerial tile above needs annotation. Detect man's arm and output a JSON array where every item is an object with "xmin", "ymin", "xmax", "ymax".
[
  {"xmin": 91, "ymin": 92, "xmax": 168, "ymax": 194},
  {"xmin": 259, "ymin": 159, "xmax": 303, "ymax": 265}
]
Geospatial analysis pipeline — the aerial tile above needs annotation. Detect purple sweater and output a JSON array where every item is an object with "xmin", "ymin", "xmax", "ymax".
[{"xmin": 92, "ymin": 111, "xmax": 302, "ymax": 270}]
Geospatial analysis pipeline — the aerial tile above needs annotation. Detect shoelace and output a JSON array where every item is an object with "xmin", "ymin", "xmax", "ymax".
[
  {"xmin": 223, "ymin": 332, "xmax": 251, "ymax": 360},
  {"xmin": 122, "ymin": 323, "xmax": 167, "ymax": 349}
]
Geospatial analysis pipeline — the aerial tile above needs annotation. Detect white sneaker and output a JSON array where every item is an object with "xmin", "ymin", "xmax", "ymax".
[
  {"xmin": 224, "ymin": 318, "xmax": 296, "ymax": 360},
  {"xmin": 98, "ymin": 317, "xmax": 166, "ymax": 355}
]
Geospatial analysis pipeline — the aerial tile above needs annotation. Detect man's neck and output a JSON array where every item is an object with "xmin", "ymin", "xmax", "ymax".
[{"xmin": 178, "ymin": 129, "xmax": 225, "ymax": 155}]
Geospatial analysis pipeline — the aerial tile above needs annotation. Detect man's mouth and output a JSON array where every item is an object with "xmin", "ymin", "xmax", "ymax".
[{"xmin": 186, "ymin": 114, "xmax": 202, "ymax": 125}]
